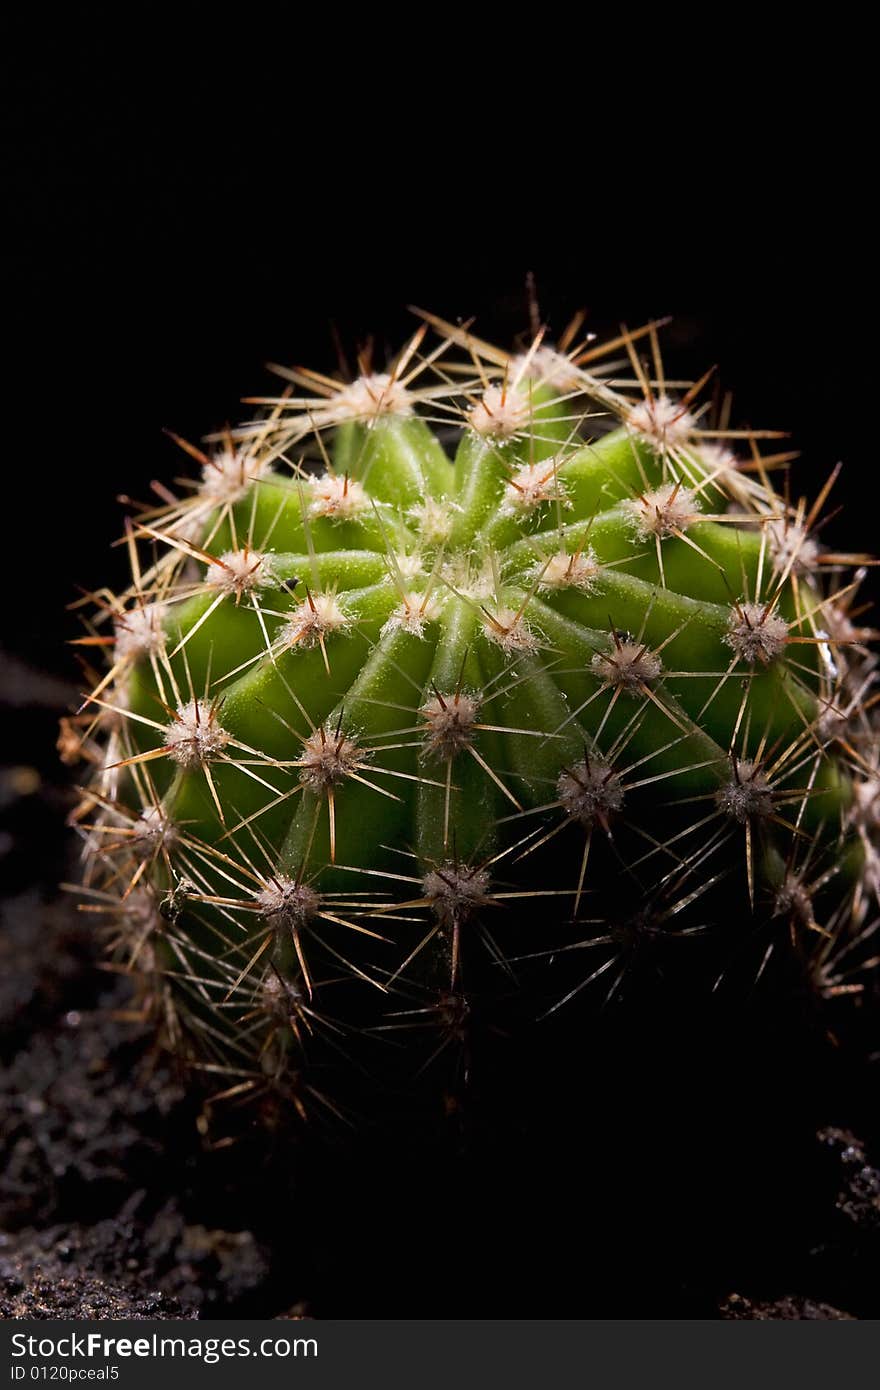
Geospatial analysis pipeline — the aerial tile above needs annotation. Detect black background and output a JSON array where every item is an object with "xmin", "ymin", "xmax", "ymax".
[
  {"xmin": 5, "ymin": 48, "xmax": 875, "ymax": 674},
  {"xmin": 3, "ymin": 40, "xmax": 878, "ymax": 1317}
]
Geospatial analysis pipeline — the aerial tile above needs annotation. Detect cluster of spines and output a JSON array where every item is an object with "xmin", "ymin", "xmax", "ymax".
[{"xmin": 62, "ymin": 310, "xmax": 880, "ymax": 1121}]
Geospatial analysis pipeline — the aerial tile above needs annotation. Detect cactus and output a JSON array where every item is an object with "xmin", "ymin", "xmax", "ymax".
[{"xmin": 66, "ymin": 310, "xmax": 880, "ymax": 1122}]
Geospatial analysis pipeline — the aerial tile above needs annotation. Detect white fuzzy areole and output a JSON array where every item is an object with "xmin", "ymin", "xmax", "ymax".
[
  {"xmin": 204, "ymin": 548, "xmax": 274, "ymax": 597},
  {"xmin": 408, "ymin": 496, "xmax": 457, "ymax": 546},
  {"xmin": 423, "ymin": 862, "xmax": 491, "ymax": 925},
  {"xmin": 393, "ymin": 551, "xmax": 425, "ymax": 581},
  {"xmin": 501, "ymin": 462, "xmax": 570, "ymax": 517},
  {"xmin": 624, "ymin": 482, "xmax": 699, "ymax": 540},
  {"xmin": 281, "ymin": 592, "xmax": 349, "ymax": 649},
  {"xmin": 536, "ymin": 547, "xmax": 600, "ymax": 592},
  {"xmin": 591, "ymin": 639, "xmax": 662, "ymax": 692},
  {"xmin": 133, "ymin": 805, "xmax": 177, "ymax": 853},
  {"xmin": 382, "ymin": 591, "xmax": 442, "ymax": 639},
  {"xmin": 557, "ymin": 758, "xmax": 624, "ymax": 826},
  {"xmin": 420, "ymin": 692, "xmax": 480, "ymax": 759},
  {"xmin": 724, "ymin": 602, "xmax": 789, "ymax": 665},
  {"xmin": 441, "ymin": 555, "xmax": 494, "ymax": 603},
  {"xmin": 165, "ymin": 700, "xmax": 230, "ymax": 769},
  {"xmin": 715, "ymin": 759, "xmax": 772, "ymax": 822},
  {"xmin": 114, "ymin": 602, "xmax": 167, "ymax": 662},
  {"xmin": 309, "ymin": 471, "xmax": 369, "ymax": 521},
  {"xmin": 255, "ymin": 876, "xmax": 321, "ymax": 927},
  {"xmin": 298, "ymin": 728, "xmax": 365, "ymax": 791},
  {"xmin": 626, "ymin": 394, "xmax": 696, "ymax": 450},
  {"xmin": 482, "ymin": 605, "xmax": 539, "ymax": 654},
  {"xmin": 510, "ymin": 346, "xmax": 583, "ymax": 393},
  {"xmin": 200, "ymin": 447, "xmax": 269, "ymax": 503},
  {"xmin": 329, "ymin": 372, "xmax": 412, "ymax": 422},
  {"xmin": 468, "ymin": 384, "xmax": 533, "ymax": 439},
  {"xmin": 261, "ymin": 972, "xmax": 307, "ymax": 1021}
]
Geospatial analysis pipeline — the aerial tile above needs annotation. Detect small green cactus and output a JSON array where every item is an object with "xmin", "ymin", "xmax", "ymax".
[{"xmin": 67, "ymin": 310, "xmax": 880, "ymax": 1119}]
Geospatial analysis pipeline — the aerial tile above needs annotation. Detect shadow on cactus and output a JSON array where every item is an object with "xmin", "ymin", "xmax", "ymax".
[{"xmin": 65, "ymin": 310, "xmax": 880, "ymax": 1126}]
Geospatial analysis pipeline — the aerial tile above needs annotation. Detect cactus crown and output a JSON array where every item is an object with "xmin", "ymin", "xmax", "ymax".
[{"xmin": 67, "ymin": 310, "xmax": 879, "ymax": 1117}]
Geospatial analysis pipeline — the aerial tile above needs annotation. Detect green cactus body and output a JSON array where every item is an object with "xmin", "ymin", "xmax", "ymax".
[{"xmin": 71, "ymin": 315, "xmax": 879, "ymax": 1108}]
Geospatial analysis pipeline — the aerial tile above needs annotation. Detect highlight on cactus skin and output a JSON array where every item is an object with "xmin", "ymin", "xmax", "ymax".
[{"xmin": 62, "ymin": 309, "xmax": 880, "ymax": 1122}]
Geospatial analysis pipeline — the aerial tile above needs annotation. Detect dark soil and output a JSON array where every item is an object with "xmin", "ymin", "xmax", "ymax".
[{"xmin": 2, "ymin": 658, "xmax": 879, "ymax": 1319}]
